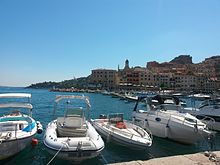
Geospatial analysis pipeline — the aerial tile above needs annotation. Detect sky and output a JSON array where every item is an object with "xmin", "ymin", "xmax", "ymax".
[{"xmin": 0, "ymin": 0, "xmax": 220, "ymax": 87}]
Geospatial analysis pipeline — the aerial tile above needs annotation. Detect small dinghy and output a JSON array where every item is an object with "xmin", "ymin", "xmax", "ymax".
[
  {"xmin": 0, "ymin": 93, "xmax": 42, "ymax": 160},
  {"xmin": 91, "ymin": 113, "xmax": 152, "ymax": 150},
  {"xmin": 43, "ymin": 95, "xmax": 104, "ymax": 163}
]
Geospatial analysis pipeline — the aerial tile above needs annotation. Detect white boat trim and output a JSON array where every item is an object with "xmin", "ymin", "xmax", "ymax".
[
  {"xmin": 0, "ymin": 93, "xmax": 31, "ymax": 99},
  {"xmin": 55, "ymin": 95, "xmax": 91, "ymax": 108},
  {"xmin": 0, "ymin": 103, "xmax": 33, "ymax": 109}
]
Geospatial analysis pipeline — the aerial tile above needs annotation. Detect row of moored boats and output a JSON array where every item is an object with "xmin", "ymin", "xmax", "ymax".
[{"xmin": 0, "ymin": 93, "xmax": 219, "ymax": 163}]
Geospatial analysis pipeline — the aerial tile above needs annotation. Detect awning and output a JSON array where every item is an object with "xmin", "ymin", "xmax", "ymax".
[
  {"xmin": 0, "ymin": 93, "xmax": 31, "ymax": 99},
  {"xmin": 0, "ymin": 103, "xmax": 33, "ymax": 109}
]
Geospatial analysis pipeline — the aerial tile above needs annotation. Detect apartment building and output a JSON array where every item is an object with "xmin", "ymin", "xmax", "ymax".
[
  {"xmin": 174, "ymin": 73, "xmax": 197, "ymax": 91},
  {"xmin": 89, "ymin": 69, "xmax": 116, "ymax": 90},
  {"xmin": 89, "ymin": 56, "xmax": 220, "ymax": 92}
]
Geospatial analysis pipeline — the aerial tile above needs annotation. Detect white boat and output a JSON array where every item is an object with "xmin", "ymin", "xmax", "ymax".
[
  {"xmin": 132, "ymin": 95, "xmax": 212, "ymax": 144},
  {"xmin": 0, "ymin": 93, "xmax": 42, "ymax": 160},
  {"xmin": 124, "ymin": 93, "xmax": 138, "ymax": 101},
  {"xmin": 43, "ymin": 95, "xmax": 104, "ymax": 163},
  {"xmin": 183, "ymin": 98, "xmax": 220, "ymax": 131},
  {"xmin": 188, "ymin": 93, "xmax": 211, "ymax": 100},
  {"xmin": 91, "ymin": 113, "xmax": 152, "ymax": 150},
  {"xmin": 151, "ymin": 95, "xmax": 187, "ymax": 107}
]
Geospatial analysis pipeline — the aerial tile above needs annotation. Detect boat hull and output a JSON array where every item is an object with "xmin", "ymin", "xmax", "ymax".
[
  {"xmin": 0, "ymin": 135, "xmax": 35, "ymax": 160},
  {"xmin": 132, "ymin": 111, "xmax": 210, "ymax": 144},
  {"xmin": 44, "ymin": 120, "xmax": 104, "ymax": 162},
  {"xmin": 183, "ymin": 107, "xmax": 220, "ymax": 131},
  {"xmin": 45, "ymin": 146, "xmax": 103, "ymax": 163}
]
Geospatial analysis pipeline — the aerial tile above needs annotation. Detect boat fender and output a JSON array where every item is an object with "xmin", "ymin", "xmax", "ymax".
[
  {"xmin": 37, "ymin": 126, "xmax": 43, "ymax": 134},
  {"xmin": 32, "ymin": 138, "xmax": 38, "ymax": 146},
  {"xmin": 37, "ymin": 121, "xmax": 43, "ymax": 134}
]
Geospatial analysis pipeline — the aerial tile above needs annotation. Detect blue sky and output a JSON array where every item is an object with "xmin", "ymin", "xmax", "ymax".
[{"xmin": 1, "ymin": 0, "xmax": 220, "ymax": 87}]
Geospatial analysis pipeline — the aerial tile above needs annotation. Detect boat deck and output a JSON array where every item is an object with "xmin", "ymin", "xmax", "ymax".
[
  {"xmin": 123, "ymin": 128, "xmax": 140, "ymax": 136},
  {"xmin": 101, "ymin": 121, "xmax": 141, "ymax": 137}
]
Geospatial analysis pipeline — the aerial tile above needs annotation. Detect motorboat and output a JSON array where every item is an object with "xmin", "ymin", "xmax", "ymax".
[
  {"xmin": 43, "ymin": 95, "xmax": 104, "ymax": 163},
  {"xmin": 151, "ymin": 95, "xmax": 187, "ymax": 107},
  {"xmin": 183, "ymin": 98, "xmax": 220, "ymax": 131},
  {"xmin": 188, "ymin": 93, "xmax": 211, "ymax": 101},
  {"xmin": 124, "ymin": 93, "xmax": 138, "ymax": 101},
  {"xmin": 91, "ymin": 113, "xmax": 152, "ymax": 150},
  {"xmin": 0, "ymin": 93, "xmax": 42, "ymax": 160},
  {"xmin": 132, "ymin": 95, "xmax": 212, "ymax": 144}
]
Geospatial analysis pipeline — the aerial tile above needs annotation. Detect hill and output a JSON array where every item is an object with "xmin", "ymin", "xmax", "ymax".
[
  {"xmin": 27, "ymin": 77, "xmax": 89, "ymax": 89},
  {"xmin": 170, "ymin": 55, "xmax": 193, "ymax": 64}
]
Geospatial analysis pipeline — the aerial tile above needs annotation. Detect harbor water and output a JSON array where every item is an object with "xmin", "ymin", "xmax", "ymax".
[{"xmin": 0, "ymin": 87, "xmax": 219, "ymax": 165}]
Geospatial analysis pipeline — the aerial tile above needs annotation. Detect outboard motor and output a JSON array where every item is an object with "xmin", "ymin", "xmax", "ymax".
[{"xmin": 99, "ymin": 114, "xmax": 107, "ymax": 119}]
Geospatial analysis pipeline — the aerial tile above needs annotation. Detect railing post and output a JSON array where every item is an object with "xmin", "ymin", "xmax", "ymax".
[{"xmin": 15, "ymin": 124, "xmax": 17, "ymax": 138}]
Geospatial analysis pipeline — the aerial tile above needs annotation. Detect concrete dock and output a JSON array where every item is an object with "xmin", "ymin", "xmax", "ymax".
[{"xmin": 109, "ymin": 151, "xmax": 220, "ymax": 165}]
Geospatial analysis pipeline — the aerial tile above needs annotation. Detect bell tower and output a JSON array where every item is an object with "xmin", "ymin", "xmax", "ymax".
[{"xmin": 124, "ymin": 59, "xmax": 130, "ymax": 70}]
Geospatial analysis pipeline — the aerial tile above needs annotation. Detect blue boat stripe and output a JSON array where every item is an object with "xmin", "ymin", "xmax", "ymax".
[{"xmin": 22, "ymin": 121, "xmax": 36, "ymax": 132}]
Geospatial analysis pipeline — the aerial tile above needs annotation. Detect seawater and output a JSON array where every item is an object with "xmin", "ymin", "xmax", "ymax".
[{"xmin": 0, "ymin": 87, "xmax": 219, "ymax": 165}]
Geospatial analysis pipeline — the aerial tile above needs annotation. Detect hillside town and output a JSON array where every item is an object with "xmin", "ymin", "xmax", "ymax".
[
  {"xmin": 29, "ymin": 55, "xmax": 220, "ymax": 94},
  {"xmin": 89, "ymin": 55, "xmax": 220, "ymax": 93}
]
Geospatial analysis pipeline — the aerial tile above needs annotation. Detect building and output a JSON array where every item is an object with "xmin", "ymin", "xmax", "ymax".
[
  {"xmin": 89, "ymin": 69, "xmax": 116, "ymax": 90},
  {"xmin": 116, "ymin": 60, "xmax": 146, "ymax": 91},
  {"xmin": 88, "ymin": 56, "xmax": 220, "ymax": 92}
]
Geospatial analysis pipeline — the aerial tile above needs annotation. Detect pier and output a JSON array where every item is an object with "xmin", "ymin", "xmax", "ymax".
[{"xmin": 109, "ymin": 151, "xmax": 220, "ymax": 165}]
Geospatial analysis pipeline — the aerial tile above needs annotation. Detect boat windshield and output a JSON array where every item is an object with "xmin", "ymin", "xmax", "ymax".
[
  {"xmin": 184, "ymin": 117, "xmax": 197, "ymax": 124},
  {"xmin": 108, "ymin": 113, "xmax": 123, "ymax": 124},
  {"xmin": 199, "ymin": 98, "xmax": 220, "ymax": 108},
  {"xmin": 155, "ymin": 104, "xmax": 180, "ymax": 111},
  {"xmin": 0, "ymin": 116, "xmax": 32, "ymax": 123},
  {"xmin": 64, "ymin": 107, "xmax": 84, "ymax": 118}
]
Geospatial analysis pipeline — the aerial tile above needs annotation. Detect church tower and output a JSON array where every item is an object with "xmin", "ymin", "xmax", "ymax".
[{"xmin": 124, "ymin": 59, "xmax": 130, "ymax": 70}]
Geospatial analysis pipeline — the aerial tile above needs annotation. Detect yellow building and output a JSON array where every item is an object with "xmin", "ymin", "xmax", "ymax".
[{"xmin": 89, "ymin": 69, "xmax": 116, "ymax": 90}]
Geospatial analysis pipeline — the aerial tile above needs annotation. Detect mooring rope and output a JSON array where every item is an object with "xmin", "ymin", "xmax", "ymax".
[
  {"xmin": 46, "ymin": 143, "xmax": 65, "ymax": 165},
  {"xmin": 99, "ymin": 152, "xmax": 108, "ymax": 164}
]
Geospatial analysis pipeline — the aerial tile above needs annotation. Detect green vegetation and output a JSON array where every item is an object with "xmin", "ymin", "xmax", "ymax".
[{"xmin": 27, "ymin": 77, "xmax": 89, "ymax": 89}]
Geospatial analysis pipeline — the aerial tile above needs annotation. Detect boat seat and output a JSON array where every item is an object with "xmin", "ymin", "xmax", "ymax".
[{"xmin": 57, "ymin": 117, "xmax": 87, "ymax": 137}]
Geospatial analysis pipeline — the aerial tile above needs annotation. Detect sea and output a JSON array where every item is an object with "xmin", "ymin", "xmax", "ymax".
[{"xmin": 0, "ymin": 87, "xmax": 219, "ymax": 165}]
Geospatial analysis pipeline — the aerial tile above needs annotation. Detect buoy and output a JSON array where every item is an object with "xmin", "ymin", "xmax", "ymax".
[
  {"xmin": 32, "ymin": 138, "xmax": 38, "ymax": 146},
  {"xmin": 37, "ymin": 125, "xmax": 43, "ymax": 134}
]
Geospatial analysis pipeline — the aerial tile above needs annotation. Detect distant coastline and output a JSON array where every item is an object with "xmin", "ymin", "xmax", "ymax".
[
  {"xmin": 26, "ymin": 55, "xmax": 220, "ymax": 93},
  {"xmin": 26, "ymin": 77, "xmax": 88, "ymax": 90}
]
